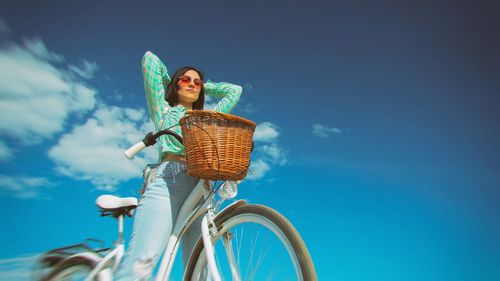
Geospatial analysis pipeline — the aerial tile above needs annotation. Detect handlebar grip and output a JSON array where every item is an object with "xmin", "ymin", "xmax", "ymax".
[
  {"xmin": 123, "ymin": 129, "xmax": 182, "ymax": 160},
  {"xmin": 123, "ymin": 141, "xmax": 146, "ymax": 159}
]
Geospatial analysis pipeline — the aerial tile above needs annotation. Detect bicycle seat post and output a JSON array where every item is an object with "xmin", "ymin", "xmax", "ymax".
[
  {"xmin": 113, "ymin": 213, "xmax": 125, "ymax": 270},
  {"xmin": 116, "ymin": 214, "xmax": 124, "ymax": 245}
]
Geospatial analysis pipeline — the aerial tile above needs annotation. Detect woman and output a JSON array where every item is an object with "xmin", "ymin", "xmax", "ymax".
[{"xmin": 114, "ymin": 51, "xmax": 242, "ymax": 280}]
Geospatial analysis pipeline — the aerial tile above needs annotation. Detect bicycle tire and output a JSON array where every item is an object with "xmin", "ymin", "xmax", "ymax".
[
  {"xmin": 42, "ymin": 255, "xmax": 102, "ymax": 281},
  {"xmin": 183, "ymin": 204, "xmax": 317, "ymax": 281}
]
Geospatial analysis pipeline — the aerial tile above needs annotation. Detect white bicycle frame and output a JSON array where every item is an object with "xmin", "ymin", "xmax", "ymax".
[
  {"xmin": 156, "ymin": 179, "xmax": 221, "ymax": 281},
  {"xmin": 79, "ymin": 179, "xmax": 240, "ymax": 281}
]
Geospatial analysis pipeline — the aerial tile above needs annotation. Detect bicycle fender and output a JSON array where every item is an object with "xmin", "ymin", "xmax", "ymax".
[
  {"xmin": 214, "ymin": 199, "xmax": 246, "ymax": 225},
  {"xmin": 66, "ymin": 252, "xmax": 113, "ymax": 281}
]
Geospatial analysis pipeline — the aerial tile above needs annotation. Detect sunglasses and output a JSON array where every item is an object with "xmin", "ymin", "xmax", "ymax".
[{"xmin": 178, "ymin": 75, "xmax": 203, "ymax": 88}]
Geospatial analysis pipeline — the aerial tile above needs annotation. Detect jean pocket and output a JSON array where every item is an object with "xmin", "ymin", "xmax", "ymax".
[{"xmin": 141, "ymin": 164, "xmax": 159, "ymax": 194}]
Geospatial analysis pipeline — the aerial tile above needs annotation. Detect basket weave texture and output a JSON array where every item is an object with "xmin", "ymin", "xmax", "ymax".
[{"xmin": 179, "ymin": 110, "xmax": 256, "ymax": 180}]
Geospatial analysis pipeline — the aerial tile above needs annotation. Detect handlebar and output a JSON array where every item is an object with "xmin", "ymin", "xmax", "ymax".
[{"xmin": 123, "ymin": 129, "xmax": 183, "ymax": 159}]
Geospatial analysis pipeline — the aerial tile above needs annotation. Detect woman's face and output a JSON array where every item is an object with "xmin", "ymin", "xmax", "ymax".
[{"xmin": 176, "ymin": 69, "xmax": 202, "ymax": 107}]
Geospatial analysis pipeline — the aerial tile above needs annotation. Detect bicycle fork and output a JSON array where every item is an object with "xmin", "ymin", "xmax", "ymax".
[
  {"xmin": 222, "ymin": 230, "xmax": 241, "ymax": 281},
  {"xmin": 201, "ymin": 209, "xmax": 242, "ymax": 281}
]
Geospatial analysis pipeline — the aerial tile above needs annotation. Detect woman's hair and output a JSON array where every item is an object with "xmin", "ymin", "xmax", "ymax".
[{"xmin": 165, "ymin": 66, "xmax": 205, "ymax": 110}]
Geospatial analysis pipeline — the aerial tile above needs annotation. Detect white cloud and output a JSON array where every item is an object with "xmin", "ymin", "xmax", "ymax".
[
  {"xmin": 23, "ymin": 38, "xmax": 64, "ymax": 63},
  {"xmin": 253, "ymin": 122, "xmax": 279, "ymax": 142},
  {"xmin": 0, "ymin": 175, "xmax": 55, "ymax": 198},
  {"xmin": 312, "ymin": 123, "xmax": 342, "ymax": 138},
  {"xmin": 48, "ymin": 106, "xmax": 156, "ymax": 191},
  {"xmin": 121, "ymin": 107, "xmax": 145, "ymax": 122},
  {"xmin": 246, "ymin": 159, "xmax": 270, "ymax": 180},
  {"xmin": 0, "ymin": 38, "xmax": 96, "ymax": 144},
  {"xmin": 69, "ymin": 59, "xmax": 99, "ymax": 79},
  {"xmin": 0, "ymin": 253, "xmax": 41, "ymax": 281},
  {"xmin": 204, "ymin": 95, "xmax": 217, "ymax": 110},
  {"xmin": 0, "ymin": 140, "xmax": 12, "ymax": 160},
  {"xmin": 257, "ymin": 143, "xmax": 288, "ymax": 166},
  {"xmin": 246, "ymin": 122, "xmax": 287, "ymax": 181},
  {"xmin": 0, "ymin": 18, "xmax": 10, "ymax": 34}
]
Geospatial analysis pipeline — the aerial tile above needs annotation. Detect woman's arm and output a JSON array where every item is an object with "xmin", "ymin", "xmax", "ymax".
[
  {"xmin": 142, "ymin": 51, "xmax": 171, "ymax": 129},
  {"xmin": 204, "ymin": 80, "xmax": 243, "ymax": 113}
]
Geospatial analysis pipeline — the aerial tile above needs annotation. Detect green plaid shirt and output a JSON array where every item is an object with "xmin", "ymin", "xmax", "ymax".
[{"xmin": 142, "ymin": 51, "xmax": 242, "ymax": 161}]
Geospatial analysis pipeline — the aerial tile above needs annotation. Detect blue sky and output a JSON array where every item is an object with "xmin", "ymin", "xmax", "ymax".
[{"xmin": 0, "ymin": 0, "xmax": 499, "ymax": 280}]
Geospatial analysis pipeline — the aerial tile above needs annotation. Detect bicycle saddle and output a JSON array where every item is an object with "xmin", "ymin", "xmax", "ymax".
[{"xmin": 96, "ymin": 195, "xmax": 138, "ymax": 217}]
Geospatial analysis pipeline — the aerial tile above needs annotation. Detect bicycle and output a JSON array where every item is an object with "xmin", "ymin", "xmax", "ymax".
[{"xmin": 38, "ymin": 111, "xmax": 317, "ymax": 281}]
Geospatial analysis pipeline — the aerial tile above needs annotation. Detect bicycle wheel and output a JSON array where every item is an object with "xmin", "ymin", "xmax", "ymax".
[
  {"xmin": 184, "ymin": 204, "xmax": 317, "ymax": 281},
  {"xmin": 43, "ymin": 255, "xmax": 103, "ymax": 281}
]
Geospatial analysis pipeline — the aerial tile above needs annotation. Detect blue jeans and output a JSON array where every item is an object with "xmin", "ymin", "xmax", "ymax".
[{"xmin": 114, "ymin": 161, "xmax": 202, "ymax": 280}]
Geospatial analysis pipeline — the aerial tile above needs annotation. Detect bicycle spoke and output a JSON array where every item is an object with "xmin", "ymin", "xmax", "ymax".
[
  {"xmin": 236, "ymin": 225, "xmax": 243, "ymax": 271},
  {"xmin": 215, "ymin": 222, "xmax": 297, "ymax": 280},
  {"xmin": 244, "ymin": 230, "xmax": 260, "ymax": 281},
  {"xmin": 185, "ymin": 205, "xmax": 316, "ymax": 281},
  {"xmin": 222, "ymin": 231, "xmax": 242, "ymax": 281},
  {"xmin": 251, "ymin": 235, "xmax": 269, "ymax": 281}
]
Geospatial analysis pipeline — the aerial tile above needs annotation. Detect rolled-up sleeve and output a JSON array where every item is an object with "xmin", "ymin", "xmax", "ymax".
[
  {"xmin": 142, "ymin": 51, "xmax": 171, "ymax": 129},
  {"xmin": 204, "ymin": 80, "xmax": 242, "ymax": 113}
]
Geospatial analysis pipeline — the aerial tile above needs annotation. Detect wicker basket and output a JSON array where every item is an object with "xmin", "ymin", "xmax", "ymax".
[{"xmin": 179, "ymin": 110, "xmax": 256, "ymax": 180}]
